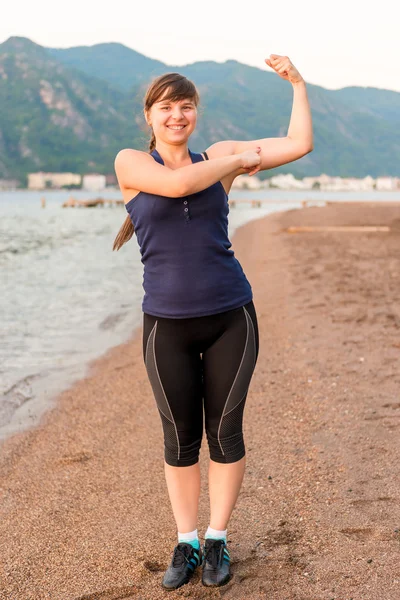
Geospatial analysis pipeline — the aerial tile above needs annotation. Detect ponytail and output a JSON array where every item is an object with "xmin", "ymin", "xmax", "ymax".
[
  {"xmin": 149, "ymin": 130, "xmax": 156, "ymax": 152},
  {"xmin": 112, "ymin": 214, "xmax": 135, "ymax": 251},
  {"xmin": 112, "ymin": 130, "xmax": 155, "ymax": 251}
]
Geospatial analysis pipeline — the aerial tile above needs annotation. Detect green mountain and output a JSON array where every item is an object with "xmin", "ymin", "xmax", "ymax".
[
  {"xmin": 47, "ymin": 42, "xmax": 166, "ymax": 92},
  {"xmin": 0, "ymin": 36, "xmax": 399, "ymax": 185},
  {"xmin": 0, "ymin": 36, "xmax": 144, "ymax": 185}
]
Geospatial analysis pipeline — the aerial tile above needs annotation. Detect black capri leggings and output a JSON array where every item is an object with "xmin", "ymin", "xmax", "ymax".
[{"xmin": 142, "ymin": 300, "xmax": 259, "ymax": 467}]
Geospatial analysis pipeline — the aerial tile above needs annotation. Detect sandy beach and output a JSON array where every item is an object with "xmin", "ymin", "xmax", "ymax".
[{"xmin": 1, "ymin": 200, "xmax": 400, "ymax": 600}]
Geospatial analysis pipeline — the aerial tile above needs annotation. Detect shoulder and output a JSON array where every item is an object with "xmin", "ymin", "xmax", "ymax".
[
  {"xmin": 114, "ymin": 148, "xmax": 152, "ymax": 169},
  {"xmin": 114, "ymin": 149, "xmax": 162, "ymax": 197}
]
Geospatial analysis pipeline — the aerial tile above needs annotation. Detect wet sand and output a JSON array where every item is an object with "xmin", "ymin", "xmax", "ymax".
[{"xmin": 1, "ymin": 201, "xmax": 400, "ymax": 600}]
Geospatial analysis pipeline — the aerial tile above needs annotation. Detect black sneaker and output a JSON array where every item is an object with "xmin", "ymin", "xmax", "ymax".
[
  {"xmin": 202, "ymin": 538, "xmax": 231, "ymax": 587},
  {"xmin": 161, "ymin": 542, "xmax": 202, "ymax": 590}
]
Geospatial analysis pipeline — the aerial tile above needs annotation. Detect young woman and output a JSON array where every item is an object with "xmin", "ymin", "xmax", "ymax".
[{"xmin": 113, "ymin": 54, "xmax": 313, "ymax": 590}]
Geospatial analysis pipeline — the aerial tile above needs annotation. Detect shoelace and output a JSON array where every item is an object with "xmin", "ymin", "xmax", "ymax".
[
  {"xmin": 172, "ymin": 543, "xmax": 194, "ymax": 568},
  {"xmin": 203, "ymin": 540, "xmax": 224, "ymax": 569}
]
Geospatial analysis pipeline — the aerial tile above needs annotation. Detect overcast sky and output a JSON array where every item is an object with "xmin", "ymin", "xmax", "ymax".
[{"xmin": 2, "ymin": 0, "xmax": 399, "ymax": 92}]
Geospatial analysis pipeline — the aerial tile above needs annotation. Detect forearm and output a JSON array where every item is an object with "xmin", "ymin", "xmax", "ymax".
[
  {"xmin": 176, "ymin": 154, "xmax": 242, "ymax": 196},
  {"xmin": 287, "ymin": 80, "xmax": 313, "ymax": 150}
]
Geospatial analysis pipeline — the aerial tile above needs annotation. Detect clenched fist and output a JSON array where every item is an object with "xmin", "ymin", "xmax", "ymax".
[
  {"xmin": 265, "ymin": 55, "xmax": 304, "ymax": 85},
  {"xmin": 239, "ymin": 147, "xmax": 262, "ymax": 176}
]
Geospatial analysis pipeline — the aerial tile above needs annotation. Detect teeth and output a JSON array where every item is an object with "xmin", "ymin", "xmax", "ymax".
[{"xmin": 168, "ymin": 125, "xmax": 185, "ymax": 130}]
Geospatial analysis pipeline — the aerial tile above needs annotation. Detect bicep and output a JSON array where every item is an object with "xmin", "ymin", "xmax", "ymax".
[
  {"xmin": 233, "ymin": 137, "xmax": 312, "ymax": 171},
  {"xmin": 114, "ymin": 149, "xmax": 184, "ymax": 197},
  {"xmin": 205, "ymin": 138, "xmax": 312, "ymax": 172}
]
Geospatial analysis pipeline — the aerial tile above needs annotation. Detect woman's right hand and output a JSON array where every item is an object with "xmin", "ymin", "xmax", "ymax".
[{"xmin": 239, "ymin": 147, "xmax": 262, "ymax": 176}]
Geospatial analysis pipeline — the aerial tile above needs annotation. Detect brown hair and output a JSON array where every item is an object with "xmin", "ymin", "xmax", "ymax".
[{"xmin": 112, "ymin": 73, "xmax": 200, "ymax": 251}]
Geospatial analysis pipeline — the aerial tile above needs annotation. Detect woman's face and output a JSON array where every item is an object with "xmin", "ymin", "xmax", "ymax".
[{"xmin": 146, "ymin": 95, "xmax": 197, "ymax": 145}]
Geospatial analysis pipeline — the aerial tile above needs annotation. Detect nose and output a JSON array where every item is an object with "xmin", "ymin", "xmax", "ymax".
[{"xmin": 171, "ymin": 106, "xmax": 185, "ymax": 121}]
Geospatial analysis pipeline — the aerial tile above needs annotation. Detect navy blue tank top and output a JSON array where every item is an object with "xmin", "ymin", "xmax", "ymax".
[{"xmin": 124, "ymin": 148, "xmax": 253, "ymax": 318}]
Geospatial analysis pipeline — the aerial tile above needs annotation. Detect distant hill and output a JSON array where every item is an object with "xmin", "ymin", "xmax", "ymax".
[
  {"xmin": 47, "ymin": 42, "xmax": 166, "ymax": 92},
  {"xmin": 0, "ymin": 36, "xmax": 399, "ymax": 184}
]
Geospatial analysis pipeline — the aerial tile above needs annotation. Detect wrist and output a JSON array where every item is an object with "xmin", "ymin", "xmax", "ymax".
[
  {"xmin": 234, "ymin": 154, "xmax": 244, "ymax": 170},
  {"xmin": 291, "ymin": 78, "xmax": 305, "ymax": 86}
]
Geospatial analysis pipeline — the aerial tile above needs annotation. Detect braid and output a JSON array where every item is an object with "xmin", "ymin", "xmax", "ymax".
[
  {"xmin": 149, "ymin": 129, "xmax": 156, "ymax": 152},
  {"xmin": 112, "ymin": 214, "xmax": 134, "ymax": 251}
]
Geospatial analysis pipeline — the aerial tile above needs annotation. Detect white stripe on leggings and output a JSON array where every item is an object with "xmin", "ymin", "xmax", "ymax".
[{"xmin": 217, "ymin": 306, "xmax": 250, "ymax": 457}]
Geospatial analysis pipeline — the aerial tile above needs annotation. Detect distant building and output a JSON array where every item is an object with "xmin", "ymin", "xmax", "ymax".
[
  {"xmin": 270, "ymin": 173, "xmax": 306, "ymax": 189},
  {"xmin": 82, "ymin": 174, "xmax": 106, "ymax": 192},
  {"xmin": 231, "ymin": 174, "xmax": 263, "ymax": 190},
  {"xmin": 105, "ymin": 174, "xmax": 117, "ymax": 187},
  {"xmin": 361, "ymin": 176, "xmax": 376, "ymax": 190},
  {"xmin": 302, "ymin": 177, "xmax": 319, "ymax": 189},
  {"xmin": 376, "ymin": 177, "xmax": 398, "ymax": 191},
  {"xmin": 306, "ymin": 174, "xmax": 376, "ymax": 191},
  {"xmin": 324, "ymin": 176, "xmax": 374, "ymax": 191},
  {"xmin": 28, "ymin": 172, "xmax": 81, "ymax": 190},
  {"xmin": 0, "ymin": 179, "xmax": 19, "ymax": 190}
]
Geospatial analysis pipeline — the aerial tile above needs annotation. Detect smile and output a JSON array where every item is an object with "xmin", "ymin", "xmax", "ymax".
[{"xmin": 167, "ymin": 125, "xmax": 186, "ymax": 130}]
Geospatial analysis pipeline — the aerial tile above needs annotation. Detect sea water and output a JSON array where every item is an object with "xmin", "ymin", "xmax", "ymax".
[{"xmin": 1, "ymin": 188, "xmax": 399, "ymax": 441}]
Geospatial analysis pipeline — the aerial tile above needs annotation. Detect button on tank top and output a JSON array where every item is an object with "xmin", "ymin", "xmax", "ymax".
[{"xmin": 124, "ymin": 148, "xmax": 253, "ymax": 318}]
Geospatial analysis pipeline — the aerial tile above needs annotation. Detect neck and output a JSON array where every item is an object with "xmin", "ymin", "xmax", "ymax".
[{"xmin": 154, "ymin": 142, "xmax": 191, "ymax": 168}]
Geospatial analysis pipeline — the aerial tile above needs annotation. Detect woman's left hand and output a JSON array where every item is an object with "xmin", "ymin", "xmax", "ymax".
[{"xmin": 265, "ymin": 54, "xmax": 304, "ymax": 84}]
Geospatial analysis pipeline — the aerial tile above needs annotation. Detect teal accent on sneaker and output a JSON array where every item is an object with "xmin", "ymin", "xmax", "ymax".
[
  {"xmin": 162, "ymin": 542, "xmax": 203, "ymax": 590},
  {"xmin": 205, "ymin": 534, "xmax": 227, "ymax": 543},
  {"xmin": 178, "ymin": 537, "xmax": 200, "ymax": 550}
]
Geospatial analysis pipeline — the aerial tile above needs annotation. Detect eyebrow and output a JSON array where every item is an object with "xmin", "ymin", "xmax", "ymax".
[{"xmin": 158, "ymin": 99, "xmax": 195, "ymax": 105}]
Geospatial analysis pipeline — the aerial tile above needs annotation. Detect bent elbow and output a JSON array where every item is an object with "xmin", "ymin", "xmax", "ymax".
[
  {"xmin": 172, "ymin": 174, "xmax": 190, "ymax": 198},
  {"xmin": 175, "ymin": 184, "xmax": 189, "ymax": 198},
  {"xmin": 301, "ymin": 144, "xmax": 314, "ymax": 156}
]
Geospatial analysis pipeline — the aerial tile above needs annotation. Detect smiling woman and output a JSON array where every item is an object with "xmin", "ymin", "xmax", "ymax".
[
  {"xmin": 155, "ymin": 99, "xmax": 196, "ymax": 132},
  {"xmin": 112, "ymin": 58, "xmax": 313, "ymax": 591},
  {"xmin": 145, "ymin": 77, "xmax": 200, "ymax": 155}
]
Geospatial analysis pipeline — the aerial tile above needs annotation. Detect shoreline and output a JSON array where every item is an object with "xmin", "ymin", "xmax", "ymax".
[
  {"xmin": 1, "ymin": 201, "xmax": 400, "ymax": 599},
  {"xmin": 0, "ymin": 313, "xmax": 144, "ymax": 444},
  {"xmin": 0, "ymin": 201, "xmax": 303, "ymax": 445}
]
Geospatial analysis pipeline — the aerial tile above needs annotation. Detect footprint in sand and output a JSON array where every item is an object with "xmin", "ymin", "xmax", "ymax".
[
  {"xmin": 331, "ymin": 307, "xmax": 368, "ymax": 323},
  {"xmin": 143, "ymin": 560, "xmax": 164, "ymax": 573},
  {"xmin": 364, "ymin": 414, "xmax": 400, "ymax": 420},
  {"xmin": 58, "ymin": 451, "xmax": 93, "ymax": 465},
  {"xmin": 350, "ymin": 497, "xmax": 394, "ymax": 507},
  {"xmin": 340, "ymin": 527, "xmax": 374, "ymax": 541},
  {"xmin": 74, "ymin": 584, "xmax": 140, "ymax": 600}
]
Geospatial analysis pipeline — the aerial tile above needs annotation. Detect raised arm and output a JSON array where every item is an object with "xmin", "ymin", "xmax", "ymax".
[
  {"xmin": 205, "ymin": 55, "xmax": 313, "ymax": 172},
  {"xmin": 114, "ymin": 148, "xmax": 261, "ymax": 198}
]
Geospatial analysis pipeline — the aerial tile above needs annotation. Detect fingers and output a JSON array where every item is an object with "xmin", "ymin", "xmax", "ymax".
[
  {"xmin": 275, "ymin": 59, "xmax": 289, "ymax": 73},
  {"xmin": 265, "ymin": 54, "xmax": 301, "ymax": 83},
  {"xmin": 245, "ymin": 158, "xmax": 261, "ymax": 176},
  {"xmin": 265, "ymin": 54, "xmax": 290, "ymax": 72},
  {"xmin": 243, "ymin": 164, "xmax": 259, "ymax": 176},
  {"xmin": 266, "ymin": 54, "xmax": 283, "ymax": 64},
  {"xmin": 277, "ymin": 64, "xmax": 289, "ymax": 75}
]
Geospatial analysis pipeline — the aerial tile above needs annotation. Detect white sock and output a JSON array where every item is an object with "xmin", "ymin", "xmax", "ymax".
[
  {"xmin": 178, "ymin": 528, "xmax": 199, "ymax": 546},
  {"xmin": 205, "ymin": 526, "xmax": 227, "ymax": 542}
]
